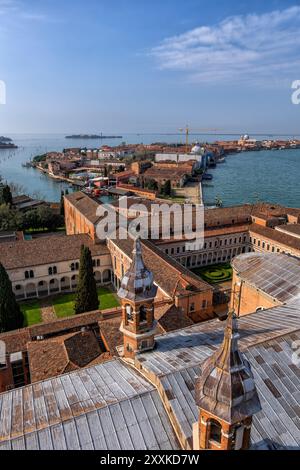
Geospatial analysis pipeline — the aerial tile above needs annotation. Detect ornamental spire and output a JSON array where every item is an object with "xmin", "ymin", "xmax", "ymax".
[
  {"xmin": 195, "ymin": 311, "xmax": 261, "ymax": 424},
  {"xmin": 118, "ymin": 237, "xmax": 157, "ymax": 302}
]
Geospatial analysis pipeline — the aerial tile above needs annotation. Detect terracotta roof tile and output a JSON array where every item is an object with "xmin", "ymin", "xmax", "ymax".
[
  {"xmin": 99, "ymin": 317, "xmax": 123, "ymax": 355},
  {"xmin": 64, "ymin": 192, "xmax": 103, "ymax": 225},
  {"xmin": 250, "ymin": 224, "xmax": 300, "ymax": 252},
  {"xmin": 0, "ymin": 234, "xmax": 109, "ymax": 270},
  {"xmin": 27, "ymin": 330, "xmax": 108, "ymax": 383},
  {"xmin": 0, "ymin": 329, "xmax": 30, "ymax": 354},
  {"xmin": 155, "ymin": 304, "xmax": 194, "ymax": 333},
  {"xmin": 111, "ymin": 238, "xmax": 212, "ymax": 298}
]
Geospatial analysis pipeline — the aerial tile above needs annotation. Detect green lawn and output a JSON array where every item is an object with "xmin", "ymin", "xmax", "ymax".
[
  {"xmin": 20, "ymin": 301, "xmax": 42, "ymax": 326},
  {"xmin": 97, "ymin": 286, "xmax": 120, "ymax": 310},
  {"xmin": 18, "ymin": 287, "xmax": 120, "ymax": 326},
  {"xmin": 53, "ymin": 293, "xmax": 75, "ymax": 318},
  {"xmin": 192, "ymin": 263, "xmax": 233, "ymax": 284},
  {"xmin": 53, "ymin": 287, "xmax": 120, "ymax": 318}
]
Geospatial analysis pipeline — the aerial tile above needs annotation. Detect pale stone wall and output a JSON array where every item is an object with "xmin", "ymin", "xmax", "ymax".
[{"xmin": 8, "ymin": 254, "xmax": 113, "ymax": 300}]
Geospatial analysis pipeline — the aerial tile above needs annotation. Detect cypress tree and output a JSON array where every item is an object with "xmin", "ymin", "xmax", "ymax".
[
  {"xmin": 60, "ymin": 190, "xmax": 65, "ymax": 216},
  {"xmin": 0, "ymin": 263, "xmax": 24, "ymax": 332},
  {"xmin": 74, "ymin": 245, "xmax": 99, "ymax": 314},
  {"xmin": 161, "ymin": 179, "xmax": 171, "ymax": 196}
]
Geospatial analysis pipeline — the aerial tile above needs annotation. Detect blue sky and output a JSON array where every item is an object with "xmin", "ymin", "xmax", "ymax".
[{"xmin": 1, "ymin": 0, "xmax": 300, "ymax": 134}]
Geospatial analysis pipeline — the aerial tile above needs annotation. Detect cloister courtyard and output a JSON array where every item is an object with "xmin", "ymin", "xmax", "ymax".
[
  {"xmin": 20, "ymin": 286, "xmax": 120, "ymax": 326},
  {"xmin": 192, "ymin": 263, "xmax": 233, "ymax": 285}
]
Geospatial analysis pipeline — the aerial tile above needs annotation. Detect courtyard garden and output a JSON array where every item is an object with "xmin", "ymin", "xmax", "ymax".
[
  {"xmin": 19, "ymin": 286, "xmax": 120, "ymax": 326},
  {"xmin": 20, "ymin": 301, "xmax": 43, "ymax": 327},
  {"xmin": 192, "ymin": 263, "xmax": 233, "ymax": 285}
]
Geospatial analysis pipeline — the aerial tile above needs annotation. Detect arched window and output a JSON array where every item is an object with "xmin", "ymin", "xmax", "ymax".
[
  {"xmin": 48, "ymin": 267, "xmax": 53, "ymax": 275},
  {"xmin": 30, "ymin": 270, "xmax": 34, "ymax": 278},
  {"xmin": 25, "ymin": 271, "xmax": 29, "ymax": 279},
  {"xmin": 53, "ymin": 266, "xmax": 57, "ymax": 274},
  {"xmin": 139, "ymin": 305, "xmax": 147, "ymax": 322},
  {"xmin": 208, "ymin": 419, "xmax": 222, "ymax": 445},
  {"xmin": 126, "ymin": 304, "xmax": 133, "ymax": 321}
]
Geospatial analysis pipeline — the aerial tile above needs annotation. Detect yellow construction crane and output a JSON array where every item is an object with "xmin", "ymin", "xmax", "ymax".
[
  {"xmin": 179, "ymin": 126, "xmax": 190, "ymax": 153},
  {"xmin": 179, "ymin": 126, "xmax": 221, "ymax": 152}
]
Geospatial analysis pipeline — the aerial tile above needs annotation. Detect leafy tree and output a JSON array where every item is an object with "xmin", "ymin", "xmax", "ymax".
[
  {"xmin": 1, "ymin": 185, "xmax": 13, "ymax": 205},
  {"xmin": 145, "ymin": 179, "xmax": 158, "ymax": 191},
  {"xmin": 21, "ymin": 209, "xmax": 40, "ymax": 231},
  {"xmin": 35, "ymin": 206, "xmax": 64, "ymax": 231},
  {"xmin": 74, "ymin": 245, "xmax": 99, "ymax": 314},
  {"xmin": 0, "ymin": 204, "xmax": 22, "ymax": 231},
  {"xmin": 0, "ymin": 204, "xmax": 64, "ymax": 232},
  {"xmin": 0, "ymin": 263, "xmax": 24, "ymax": 332}
]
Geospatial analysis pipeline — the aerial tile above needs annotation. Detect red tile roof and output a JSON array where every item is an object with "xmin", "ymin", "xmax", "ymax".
[
  {"xmin": 250, "ymin": 224, "xmax": 300, "ymax": 252},
  {"xmin": 0, "ymin": 234, "xmax": 109, "ymax": 270}
]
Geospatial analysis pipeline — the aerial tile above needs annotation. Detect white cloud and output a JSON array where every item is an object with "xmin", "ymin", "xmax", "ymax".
[
  {"xmin": 0, "ymin": 0, "xmax": 48, "ymax": 22},
  {"xmin": 0, "ymin": 0, "xmax": 17, "ymax": 15},
  {"xmin": 151, "ymin": 6, "xmax": 300, "ymax": 86},
  {"xmin": 20, "ymin": 12, "xmax": 47, "ymax": 21}
]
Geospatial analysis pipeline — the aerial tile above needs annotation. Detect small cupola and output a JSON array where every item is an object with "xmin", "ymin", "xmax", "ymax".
[
  {"xmin": 118, "ymin": 237, "xmax": 157, "ymax": 302},
  {"xmin": 118, "ymin": 237, "xmax": 158, "ymax": 359},
  {"xmin": 193, "ymin": 311, "xmax": 261, "ymax": 450}
]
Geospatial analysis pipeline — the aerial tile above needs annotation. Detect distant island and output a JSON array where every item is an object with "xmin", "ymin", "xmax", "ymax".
[
  {"xmin": 65, "ymin": 134, "xmax": 123, "ymax": 139},
  {"xmin": 0, "ymin": 136, "xmax": 18, "ymax": 149}
]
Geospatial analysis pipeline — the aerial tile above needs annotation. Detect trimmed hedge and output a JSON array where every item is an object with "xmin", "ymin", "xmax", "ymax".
[{"xmin": 192, "ymin": 263, "xmax": 233, "ymax": 284}]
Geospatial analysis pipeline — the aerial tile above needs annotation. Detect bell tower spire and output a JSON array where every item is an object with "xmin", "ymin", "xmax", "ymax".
[
  {"xmin": 193, "ymin": 311, "xmax": 261, "ymax": 450},
  {"xmin": 118, "ymin": 237, "xmax": 157, "ymax": 359}
]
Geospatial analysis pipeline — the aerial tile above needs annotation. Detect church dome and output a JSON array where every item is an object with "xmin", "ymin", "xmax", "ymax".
[{"xmin": 191, "ymin": 143, "xmax": 202, "ymax": 154}]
